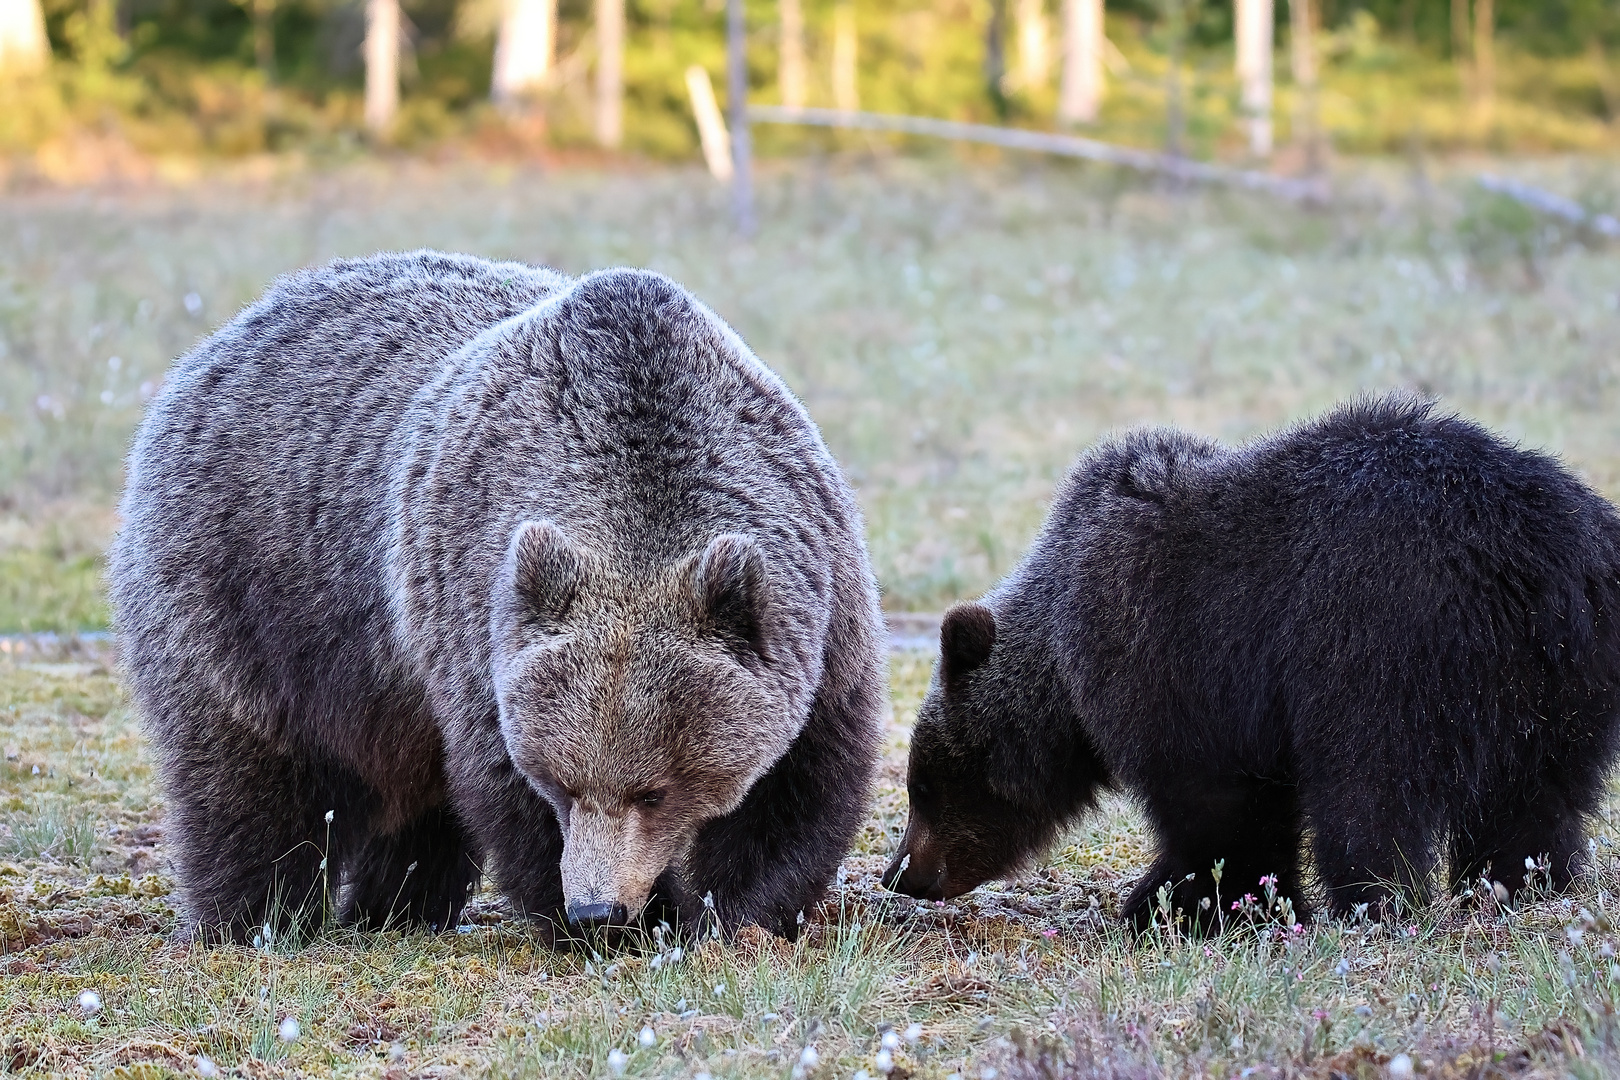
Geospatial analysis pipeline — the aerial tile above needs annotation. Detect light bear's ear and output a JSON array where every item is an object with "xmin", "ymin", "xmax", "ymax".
[
  {"xmin": 507, "ymin": 520, "xmax": 583, "ymax": 624},
  {"xmin": 940, "ymin": 602, "xmax": 996, "ymax": 687},
  {"xmin": 694, "ymin": 534, "xmax": 769, "ymax": 655}
]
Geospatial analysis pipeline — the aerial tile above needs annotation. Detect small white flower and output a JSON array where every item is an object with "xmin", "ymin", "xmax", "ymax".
[
  {"xmin": 77, "ymin": 990, "xmax": 102, "ymax": 1016},
  {"xmin": 669, "ymin": 947, "xmax": 683, "ymax": 963},
  {"xmin": 713, "ymin": 983, "xmax": 726, "ymax": 998},
  {"xmin": 278, "ymin": 1016, "xmax": 301, "ymax": 1043},
  {"xmin": 903, "ymin": 1024, "xmax": 922, "ymax": 1044},
  {"xmin": 880, "ymin": 1030, "xmax": 900, "ymax": 1051},
  {"xmin": 979, "ymin": 1069, "xmax": 998, "ymax": 1080},
  {"xmin": 675, "ymin": 998, "xmax": 688, "ymax": 1012},
  {"xmin": 324, "ymin": 810, "xmax": 335, "ymax": 824},
  {"xmin": 1388, "ymin": 1054, "xmax": 1414, "ymax": 1079},
  {"xmin": 388, "ymin": 1043, "xmax": 407, "ymax": 1061},
  {"xmin": 1334, "ymin": 958, "xmax": 1350, "ymax": 976},
  {"xmin": 875, "ymin": 1050, "xmax": 894, "ymax": 1074},
  {"xmin": 703, "ymin": 892, "xmax": 716, "ymax": 909},
  {"xmin": 195, "ymin": 1056, "xmax": 219, "ymax": 1076},
  {"xmin": 800, "ymin": 1045, "xmax": 819, "ymax": 1068},
  {"xmin": 695, "ymin": 1073, "xmax": 713, "ymax": 1080},
  {"xmin": 639, "ymin": 1026, "xmax": 656, "ymax": 1048},
  {"xmin": 184, "ymin": 292, "xmax": 204, "ymax": 316},
  {"xmin": 607, "ymin": 1048, "xmax": 629, "ymax": 1075},
  {"xmin": 853, "ymin": 1071, "xmax": 871, "ymax": 1080},
  {"xmin": 650, "ymin": 955, "xmax": 664, "ymax": 969}
]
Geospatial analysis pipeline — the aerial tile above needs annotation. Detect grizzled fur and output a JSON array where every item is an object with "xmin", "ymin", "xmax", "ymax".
[
  {"xmin": 886, "ymin": 397, "xmax": 1620, "ymax": 931},
  {"xmin": 111, "ymin": 251, "xmax": 886, "ymax": 943}
]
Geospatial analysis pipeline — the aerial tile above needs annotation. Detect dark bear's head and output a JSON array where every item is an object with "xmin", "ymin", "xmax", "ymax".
[
  {"xmin": 884, "ymin": 602, "xmax": 1091, "ymax": 901},
  {"xmin": 490, "ymin": 520, "xmax": 799, "ymax": 930}
]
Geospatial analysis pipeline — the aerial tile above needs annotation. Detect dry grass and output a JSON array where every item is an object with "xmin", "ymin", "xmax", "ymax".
[{"xmin": 2, "ymin": 648, "xmax": 1619, "ymax": 1078}]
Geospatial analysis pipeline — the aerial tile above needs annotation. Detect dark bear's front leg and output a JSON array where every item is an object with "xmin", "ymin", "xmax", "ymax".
[
  {"xmin": 340, "ymin": 805, "xmax": 483, "ymax": 932},
  {"xmin": 675, "ymin": 661, "xmax": 884, "ymax": 939},
  {"xmin": 1123, "ymin": 779, "xmax": 1307, "ymax": 935}
]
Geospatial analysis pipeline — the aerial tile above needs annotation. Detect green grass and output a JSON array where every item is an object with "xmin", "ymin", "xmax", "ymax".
[
  {"xmin": 2, "ymin": 650, "xmax": 1618, "ymax": 1077},
  {"xmin": 2, "ymin": 157, "xmax": 1619, "ymax": 627}
]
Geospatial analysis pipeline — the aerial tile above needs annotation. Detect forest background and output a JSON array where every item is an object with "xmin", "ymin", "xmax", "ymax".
[{"xmin": 2, "ymin": 0, "xmax": 1619, "ymax": 172}]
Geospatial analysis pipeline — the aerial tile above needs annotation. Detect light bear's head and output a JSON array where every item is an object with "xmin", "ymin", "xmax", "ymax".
[{"xmin": 489, "ymin": 520, "xmax": 797, "ymax": 932}]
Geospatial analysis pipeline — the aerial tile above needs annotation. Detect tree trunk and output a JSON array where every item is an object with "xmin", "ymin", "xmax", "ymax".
[
  {"xmin": 1288, "ymin": 0, "xmax": 1321, "ymax": 172},
  {"xmin": 779, "ymin": 0, "xmax": 806, "ymax": 109},
  {"xmin": 985, "ymin": 0, "xmax": 1007, "ymax": 116},
  {"xmin": 728, "ymin": 0, "xmax": 754, "ymax": 234},
  {"xmin": 595, "ymin": 0, "xmax": 624, "ymax": 146},
  {"xmin": 364, "ymin": 0, "xmax": 400, "ymax": 135},
  {"xmin": 1015, "ymin": 0, "xmax": 1050, "ymax": 92},
  {"xmin": 1058, "ymin": 0, "xmax": 1103, "ymax": 123},
  {"xmin": 1471, "ymin": 0, "xmax": 1493, "ymax": 120},
  {"xmin": 1451, "ymin": 0, "xmax": 1471, "ymax": 96},
  {"xmin": 1163, "ymin": 0, "xmax": 1185, "ymax": 159},
  {"xmin": 1235, "ymin": 0, "xmax": 1273, "ymax": 157},
  {"xmin": 833, "ymin": 0, "xmax": 858, "ymax": 112},
  {"xmin": 253, "ymin": 0, "xmax": 275, "ymax": 78},
  {"xmin": 0, "ymin": 0, "xmax": 51, "ymax": 74},
  {"xmin": 493, "ymin": 0, "xmax": 557, "ymax": 102}
]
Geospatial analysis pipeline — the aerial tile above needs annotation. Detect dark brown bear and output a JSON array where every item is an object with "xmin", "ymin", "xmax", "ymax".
[
  {"xmin": 885, "ymin": 397, "xmax": 1620, "ymax": 931},
  {"xmin": 110, "ymin": 251, "xmax": 887, "ymax": 943}
]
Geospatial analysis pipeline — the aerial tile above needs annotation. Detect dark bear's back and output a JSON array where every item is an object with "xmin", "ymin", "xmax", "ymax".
[{"xmin": 1256, "ymin": 399, "xmax": 1620, "ymax": 790}]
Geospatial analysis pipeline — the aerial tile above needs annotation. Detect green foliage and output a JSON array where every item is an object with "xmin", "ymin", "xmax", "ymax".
[{"xmin": 2, "ymin": 0, "xmax": 1618, "ymax": 161}]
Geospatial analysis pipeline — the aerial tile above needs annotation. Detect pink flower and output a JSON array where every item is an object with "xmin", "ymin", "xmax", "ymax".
[{"xmin": 1041, "ymin": 929, "xmax": 1058, "ymax": 939}]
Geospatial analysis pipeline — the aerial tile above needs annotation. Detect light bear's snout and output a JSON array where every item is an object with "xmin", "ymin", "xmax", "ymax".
[{"xmin": 558, "ymin": 805, "xmax": 665, "ymax": 927}]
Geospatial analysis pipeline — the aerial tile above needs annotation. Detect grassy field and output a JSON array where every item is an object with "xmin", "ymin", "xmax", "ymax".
[
  {"xmin": 2, "ymin": 646, "xmax": 1619, "ymax": 1077},
  {"xmin": 3, "ymin": 155, "xmax": 1619, "ymax": 627},
  {"xmin": 2, "ymin": 157, "xmax": 1620, "ymax": 1076}
]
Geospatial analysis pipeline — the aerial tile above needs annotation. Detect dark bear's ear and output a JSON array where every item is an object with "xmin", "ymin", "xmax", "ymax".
[
  {"xmin": 940, "ymin": 602, "xmax": 996, "ymax": 686},
  {"xmin": 695, "ymin": 534, "xmax": 769, "ymax": 655},
  {"xmin": 508, "ymin": 520, "xmax": 583, "ymax": 625}
]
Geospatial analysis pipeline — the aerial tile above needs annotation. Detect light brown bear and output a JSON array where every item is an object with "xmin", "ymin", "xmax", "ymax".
[{"xmin": 110, "ymin": 251, "xmax": 887, "ymax": 943}]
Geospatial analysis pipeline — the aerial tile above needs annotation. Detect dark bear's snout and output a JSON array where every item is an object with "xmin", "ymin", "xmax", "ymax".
[{"xmin": 883, "ymin": 819, "xmax": 951, "ymax": 901}]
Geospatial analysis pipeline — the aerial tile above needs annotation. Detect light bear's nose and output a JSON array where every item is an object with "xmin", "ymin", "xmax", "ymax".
[{"xmin": 565, "ymin": 901, "xmax": 629, "ymax": 928}]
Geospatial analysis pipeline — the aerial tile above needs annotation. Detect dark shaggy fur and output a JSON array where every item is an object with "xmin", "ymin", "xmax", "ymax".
[
  {"xmin": 885, "ymin": 397, "xmax": 1620, "ymax": 932},
  {"xmin": 110, "ymin": 251, "xmax": 886, "ymax": 944}
]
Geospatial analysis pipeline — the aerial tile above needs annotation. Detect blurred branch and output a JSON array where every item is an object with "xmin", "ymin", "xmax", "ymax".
[
  {"xmin": 750, "ymin": 105, "xmax": 1329, "ymax": 202},
  {"xmin": 1475, "ymin": 175, "xmax": 1620, "ymax": 238}
]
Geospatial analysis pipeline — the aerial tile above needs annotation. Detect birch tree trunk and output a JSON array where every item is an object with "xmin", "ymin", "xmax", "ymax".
[
  {"xmin": 1234, "ymin": 0, "xmax": 1273, "ymax": 157},
  {"xmin": 0, "ymin": 0, "xmax": 50, "ymax": 75},
  {"xmin": 1471, "ymin": 0, "xmax": 1494, "ymax": 120},
  {"xmin": 1451, "ymin": 0, "xmax": 1471, "ymax": 97},
  {"xmin": 364, "ymin": 0, "xmax": 400, "ymax": 135},
  {"xmin": 779, "ymin": 0, "xmax": 806, "ymax": 109},
  {"xmin": 1058, "ymin": 0, "xmax": 1103, "ymax": 124},
  {"xmin": 1288, "ymin": 0, "xmax": 1320, "ymax": 172},
  {"xmin": 595, "ymin": 0, "xmax": 624, "ymax": 146},
  {"xmin": 1015, "ymin": 0, "xmax": 1050, "ymax": 91},
  {"xmin": 833, "ymin": 0, "xmax": 858, "ymax": 113},
  {"xmin": 493, "ymin": 0, "xmax": 557, "ymax": 102},
  {"xmin": 253, "ymin": 0, "xmax": 275, "ymax": 77}
]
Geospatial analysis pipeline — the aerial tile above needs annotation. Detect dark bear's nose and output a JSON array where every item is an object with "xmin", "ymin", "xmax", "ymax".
[
  {"xmin": 566, "ymin": 901, "xmax": 629, "ymax": 928},
  {"xmin": 883, "ymin": 849, "xmax": 948, "ymax": 902}
]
